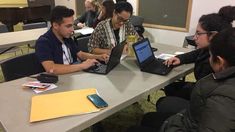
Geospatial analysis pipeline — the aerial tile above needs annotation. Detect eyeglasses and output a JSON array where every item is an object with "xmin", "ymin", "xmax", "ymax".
[
  {"xmin": 194, "ymin": 31, "xmax": 218, "ymax": 38},
  {"xmin": 116, "ymin": 13, "xmax": 129, "ymax": 24},
  {"xmin": 194, "ymin": 32, "xmax": 209, "ymax": 37}
]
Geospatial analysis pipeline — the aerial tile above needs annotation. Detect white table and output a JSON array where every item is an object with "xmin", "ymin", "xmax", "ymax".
[
  {"xmin": 0, "ymin": 28, "xmax": 93, "ymax": 48},
  {"xmin": 0, "ymin": 28, "xmax": 47, "ymax": 48},
  {"xmin": 0, "ymin": 43, "xmax": 193, "ymax": 132}
]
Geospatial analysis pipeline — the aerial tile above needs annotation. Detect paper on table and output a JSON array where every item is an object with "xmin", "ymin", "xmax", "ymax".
[
  {"xmin": 33, "ymin": 84, "xmax": 57, "ymax": 94},
  {"xmin": 22, "ymin": 81, "xmax": 57, "ymax": 94},
  {"xmin": 74, "ymin": 27, "xmax": 94, "ymax": 35},
  {"xmin": 174, "ymin": 51, "xmax": 185, "ymax": 55},
  {"xmin": 30, "ymin": 88, "xmax": 100, "ymax": 122},
  {"xmin": 155, "ymin": 53, "xmax": 175, "ymax": 60}
]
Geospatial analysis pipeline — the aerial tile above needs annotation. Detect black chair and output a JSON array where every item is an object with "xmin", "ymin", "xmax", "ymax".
[
  {"xmin": 0, "ymin": 23, "xmax": 8, "ymax": 33},
  {"xmin": 0, "ymin": 52, "xmax": 45, "ymax": 82},
  {"xmin": 22, "ymin": 22, "xmax": 47, "ymax": 30},
  {"xmin": 74, "ymin": 36, "xmax": 90, "ymax": 52},
  {"xmin": 130, "ymin": 15, "xmax": 145, "ymax": 37},
  {"xmin": 183, "ymin": 35, "xmax": 196, "ymax": 49}
]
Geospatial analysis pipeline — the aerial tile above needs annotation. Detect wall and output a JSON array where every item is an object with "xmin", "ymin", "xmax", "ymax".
[
  {"xmin": 54, "ymin": 0, "xmax": 76, "ymax": 16},
  {"xmin": 131, "ymin": 0, "xmax": 235, "ymax": 47},
  {"xmin": 55, "ymin": 0, "xmax": 235, "ymax": 47}
]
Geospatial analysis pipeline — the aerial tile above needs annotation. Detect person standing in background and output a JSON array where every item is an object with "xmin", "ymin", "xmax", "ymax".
[
  {"xmin": 74, "ymin": 0, "xmax": 100, "ymax": 28},
  {"xmin": 93, "ymin": 0, "xmax": 115, "ymax": 28}
]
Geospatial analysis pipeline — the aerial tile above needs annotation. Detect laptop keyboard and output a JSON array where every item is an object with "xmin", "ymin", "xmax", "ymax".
[
  {"xmin": 88, "ymin": 63, "xmax": 107, "ymax": 73},
  {"xmin": 146, "ymin": 59, "xmax": 173, "ymax": 74},
  {"xmin": 95, "ymin": 64, "xmax": 107, "ymax": 73}
]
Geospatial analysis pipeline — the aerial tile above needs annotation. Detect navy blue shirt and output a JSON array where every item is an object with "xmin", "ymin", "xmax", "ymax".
[{"xmin": 35, "ymin": 29, "xmax": 80, "ymax": 64}]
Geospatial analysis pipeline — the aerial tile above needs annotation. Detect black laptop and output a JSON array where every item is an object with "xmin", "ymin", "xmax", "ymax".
[
  {"xmin": 132, "ymin": 38, "xmax": 173, "ymax": 75},
  {"xmin": 84, "ymin": 41, "xmax": 126, "ymax": 74}
]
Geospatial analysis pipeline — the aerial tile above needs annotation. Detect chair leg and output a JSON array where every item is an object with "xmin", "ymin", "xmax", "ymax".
[
  {"xmin": 21, "ymin": 49, "xmax": 24, "ymax": 54},
  {"xmin": 147, "ymin": 95, "xmax": 151, "ymax": 102},
  {"xmin": 27, "ymin": 44, "xmax": 30, "ymax": 53}
]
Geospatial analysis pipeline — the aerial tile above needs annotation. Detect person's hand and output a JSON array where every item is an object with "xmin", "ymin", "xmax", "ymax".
[
  {"xmin": 123, "ymin": 43, "xmax": 129, "ymax": 54},
  {"xmin": 77, "ymin": 23, "xmax": 85, "ymax": 28},
  {"xmin": 80, "ymin": 59, "xmax": 98, "ymax": 70},
  {"xmin": 97, "ymin": 11, "xmax": 104, "ymax": 20},
  {"xmin": 164, "ymin": 57, "xmax": 181, "ymax": 67},
  {"xmin": 97, "ymin": 54, "xmax": 109, "ymax": 63},
  {"xmin": 105, "ymin": 49, "xmax": 111, "ymax": 55}
]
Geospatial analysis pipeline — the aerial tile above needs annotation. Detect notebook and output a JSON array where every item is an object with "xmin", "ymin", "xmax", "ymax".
[
  {"xmin": 132, "ymin": 38, "xmax": 173, "ymax": 75},
  {"xmin": 85, "ymin": 40, "xmax": 126, "ymax": 74}
]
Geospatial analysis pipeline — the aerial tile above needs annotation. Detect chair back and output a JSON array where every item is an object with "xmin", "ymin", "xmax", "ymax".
[
  {"xmin": 0, "ymin": 52, "xmax": 45, "ymax": 82},
  {"xmin": 183, "ymin": 35, "xmax": 196, "ymax": 48},
  {"xmin": 23, "ymin": 22, "xmax": 47, "ymax": 30},
  {"xmin": 130, "ymin": 15, "xmax": 144, "ymax": 26},
  {"xmin": 75, "ymin": 36, "xmax": 90, "ymax": 52},
  {"xmin": 130, "ymin": 16, "xmax": 145, "ymax": 37},
  {"xmin": 0, "ymin": 24, "xmax": 8, "ymax": 33}
]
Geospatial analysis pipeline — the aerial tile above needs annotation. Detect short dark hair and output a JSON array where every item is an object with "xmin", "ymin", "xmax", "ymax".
[
  {"xmin": 50, "ymin": 6, "xmax": 74, "ymax": 24},
  {"xmin": 114, "ymin": 2, "xmax": 133, "ymax": 16},
  {"xmin": 102, "ymin": 0, "xmax": 115, "ymax": 19},
  {"xmin": 210, "ymin": 27, "xmax": 235, "ymax": 66},
  {"xmin": 199, "ymin": 6, "xmax": 235, "ymax": 33}
]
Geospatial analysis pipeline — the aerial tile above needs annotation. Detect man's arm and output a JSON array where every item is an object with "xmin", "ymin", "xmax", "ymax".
[
  {"xmin": 41, "ymin": 59, "xmax": 97, "ymax": 75},
  {"xmin": 91, "ymin": 48, "xmax": 111, "ymax": 55},
  {"xmin": 77, "ymin": 51, "xmax": 109, "ymax": 62},
  {"xmin": 74, "ymin": 12, "xmax": 86, "ymax": 26}
]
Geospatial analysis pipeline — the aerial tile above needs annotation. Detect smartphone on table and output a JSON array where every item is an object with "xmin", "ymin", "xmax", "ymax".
[{"xmin": 87, "ymin": 94, "xmax": 108, "ymax": 108}]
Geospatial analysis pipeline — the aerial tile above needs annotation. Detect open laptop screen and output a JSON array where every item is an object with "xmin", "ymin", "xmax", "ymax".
[{"xmin": 133, "ymin": 39, "xmax": 153, "ymax": 64}]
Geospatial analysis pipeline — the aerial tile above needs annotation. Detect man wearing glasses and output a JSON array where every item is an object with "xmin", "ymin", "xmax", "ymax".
[{"xmin": 88, "ymin": 1, "xmax": 139, "ymax": 55}]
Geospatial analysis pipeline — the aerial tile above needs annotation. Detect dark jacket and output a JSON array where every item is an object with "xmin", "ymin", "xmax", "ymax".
[
  {"xmin": 35, "ymin": 28, "xmax": 80, "ymax": 64},
  {"xmin": 177, "ymin": 48, "xmax": 213, "ymax": 80},
  {"xmin": 160, "ymin": 67, "xmax": 235, "ymax": 132},
  {"xmin": 74, "ymin": 10, "xmax": 99, "ymax": 27}
]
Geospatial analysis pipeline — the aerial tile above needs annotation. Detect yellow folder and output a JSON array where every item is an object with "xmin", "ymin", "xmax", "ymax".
[{"xmin": 30, "ymin": 88, "xmax": 99, "ymax": 122}]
